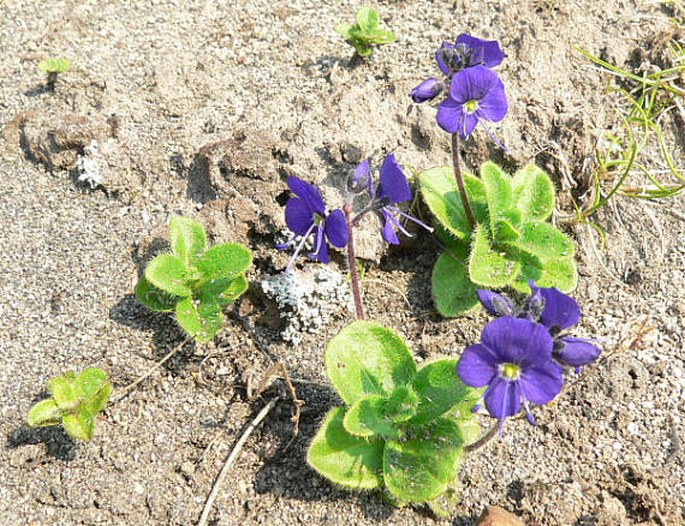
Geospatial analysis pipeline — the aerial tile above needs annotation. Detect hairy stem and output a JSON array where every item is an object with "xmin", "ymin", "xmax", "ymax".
[
  {"xmin": 464, "ymin": 422, "xmax": 499, "ymax": 454},
  {"xmin": 343, "ymin": 202, "xmax": 365, "ymax": 320},
  {"xmin": 451, "ymin": 133, "xmax": 475, "ymax": 230}
]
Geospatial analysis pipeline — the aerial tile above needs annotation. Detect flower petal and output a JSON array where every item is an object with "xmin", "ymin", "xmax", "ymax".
[
  {"xmin": 436, "ymin": 97, "xmax": 463, "ymax": 134},
  {"xmin": 449, "ymin": 65, "xmax": 500, "ymax": 104},
  {"xmin": 480, "ymin": 316, "xmax": 553, "ymax": 366},
  {"xmin": 378, "ymin": 153, "xmax": 412, "ymax": 204},
  {"xmin": 455, "ymin": 34, "xmax": 504, "ymax": 68},
  {"xmin": 555, "ymin": 337, "xmax": 601, "ymax": 368},
  {"xmin": 286, "ymin": 176, "xmax": 325, "ymax": 216},
  {"xmin": 530, "ymin": 283, "xmax": 581, "ymax": 330},
  {"xmin": 519, "ymin": 361, "xmax": 563, "ymax": 405},
  {"xmin": 324, "ymin": 209, "xmax": 348, "ymax": 248},
  {"xmin": 460, "ymin": 112, "xmax": 479, "ymax": 139},
  {"xmin": 484, "ymin": 376, "xmax": 521, "ymax": 419},
  {"xmin": 284, "ymin": 197, "xmax": 314, "ymax": 236},
  {"xmin": 476, "ymin": 76, "xmax": 508, "ymax": 123},
  {"xmin": 476, "ymin": 290, "xmax": 514, "ymax": 316},
  {"xmin": 379, "ymin": 210, "xmax": 400, "ymax": 245},
  {"xmin": 309, "ymin": 225, "xmax": 329, "ymax": 263},
  {"xmin": 457, "ymin": 343, "xmax": 499, "ymax": 387}
]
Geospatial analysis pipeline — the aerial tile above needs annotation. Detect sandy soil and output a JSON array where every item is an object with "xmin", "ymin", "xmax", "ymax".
[{"xmin": 1, "ymin": 1, "xmax": 684, "ymax": 525}]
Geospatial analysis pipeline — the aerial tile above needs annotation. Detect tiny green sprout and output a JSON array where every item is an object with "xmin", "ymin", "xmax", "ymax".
[
  {"xmin": 335, "ymin": 6, "xmax": 396, "ymax": 57},
  {"xmin": 38, "ymin": 58, "xmax": 70, "ymax": 75},
  {"xmin": 27, "ymin": 368, "xmax": 111, "ymax": 441},
  {"xmin": 308, "ymin": 321, "xmax": 481, "ymax": 506},
  {"xmin": 135, "ymin": 216, "xmax": 252, "ymax": 343}
]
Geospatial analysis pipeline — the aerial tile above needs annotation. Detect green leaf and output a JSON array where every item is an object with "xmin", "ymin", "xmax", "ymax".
[
  {"xmin": 385, "ymin": 386, "xmax": 419, "ymax": 423},
  {"xmin": 419, "ymin": 166, "xmax": 487, "ymax": 241},
  {"xmin": 47, "ymin": 376, "xmax": 79, "ymax": 411},
  {"xmin": 343, "ymin": 395, "xmax": 400, "ymax": 439},
  {"xmin": 515, "ymin": 221, "xmax": 575, "ymax": 260},
  {"xmin": 325, "ymin": 321, "xmax": 417, "ymax": 405},
  {"xmin": 145, "ymin": 254, "xmax": 191, "ymax": 297},
  {"xmin": 335, "ymin": 23, "xmax": 354, "ymax": 39},
  {"xmin": 27, "ymin": 399, "xmax": 62, "ymax": 428},
  {"xmin": 73, "ymin": 368, "xmax": 111, "ymax": 416},
  {"xmin": 468, "ymin": 224, "xmax": 520, "ymax": 287},
  {"xmin": 512, "ymin": 256, "xmax": 578, "ymax": 293},
  {"xmin": 308, "ymin": 407, "xmax": 384, "ymax": 490},
  {"xmin": 512, "ymin": 164, "xmax": 555, "ymax": 221},
  {"xmin": 175, "ymin": 296, "xmax": 223, "ymax": 343},
  {"xmin": 135, "ymin": 275, "xmax": 178, "ymax": 312},
  {"xmin": 196, "ymin": 243, "xmax": 252, "ymax": 282},
  {"xmin": 219, "ymin": 275, "xmax": 248, "ymax": 304},
  {"xmin": 481, "ymin": 162, "xmax": 515, "ymax": 238},
  {"xmin": 62, "ymin": 406, "xmax": 95, "ymax": 441},
  {"xmin": 383, "ymin": 417, "xmax": 464, "ymax": 503},
  {"xmin": 408, "ymin": 359, "xmax": 471, "ymax": 426},
  {"xmin": 355, "ymin": 7, "xmax": 379, "ymax": 33},
  {"xmin": 431, "ymin": 251, "xmax": 479, "ymax": 317},
  {"xmin": 169, "ymin": 216, "xmax": 207, "ymax": 266},
  {"xmin": 457, "ymin": 415, "xmax": 481, "ymax": 446},
  {"xmin": 369, "ymin": 28, "xmax": 396, "ymax": 44},
  {"xmin": 38, "ymin": 58, "xmax": 70, "ymax": 74},
  {"xmin": 352, "ymin": 40, "xmax": 373, "ymax": 56}
]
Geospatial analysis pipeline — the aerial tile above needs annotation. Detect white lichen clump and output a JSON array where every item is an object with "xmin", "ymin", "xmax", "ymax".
[
  {"xmin": 76, "ymin": 139, "xmax": 102, "ymax": 189},
  {"xmin": 261, "ymin": 267, "xmax": 352, "ymax": 344}
]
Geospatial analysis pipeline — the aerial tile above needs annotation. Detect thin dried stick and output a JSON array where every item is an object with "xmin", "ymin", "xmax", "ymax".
[
  {"xmin": 111, "ymin": 336, "xmax": 192, "ymax": 402},
  {"xmin": 197, "ymin": 396, "xmax": 279, "ymax": 526}
]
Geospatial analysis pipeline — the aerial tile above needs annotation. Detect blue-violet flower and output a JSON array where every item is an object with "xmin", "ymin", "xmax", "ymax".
[
  {"xmin": 457, "ymin": 316, "xmax": 563, "ymax": 429},
  {"xmin": 353, "ymin": 154, "xmax": 433, "ymax": 244},
  {"xmin": 436, "ymin": 34, "xmax": 504, "ymax": 77},
  {"xmin": 277, "ymin": 176, "xmax": 348, "ymax": 271}
]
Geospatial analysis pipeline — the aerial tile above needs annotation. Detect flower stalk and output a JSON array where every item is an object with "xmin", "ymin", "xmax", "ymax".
[
  {"xmin": 343, "ymin": 202, "xmax": 365, "ymax": 320},
  {"xmin": 451, "ymin": 133, "xmax": 475, "ymax": 230}
]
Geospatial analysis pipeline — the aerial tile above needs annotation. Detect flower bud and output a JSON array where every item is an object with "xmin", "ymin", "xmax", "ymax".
[{"xmin": 409, "ymin": 77, "xmax": 443, "ymax": 103}]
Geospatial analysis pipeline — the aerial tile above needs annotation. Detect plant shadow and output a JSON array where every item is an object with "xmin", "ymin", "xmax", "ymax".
[{"xmin": 6, "ymin": 425, "xmax": 78, "ymax": 462}]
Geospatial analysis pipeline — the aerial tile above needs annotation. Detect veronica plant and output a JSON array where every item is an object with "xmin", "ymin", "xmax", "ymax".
[
  {"xmin": 411, "ymin": 35, "xmax": 576, "ymax": 316},
  {"xmin": 135, "ymin": 216, "xmax": 252, "ymax": 343},
  {"xmin": 308, "ymin": 321, "xmax": 480, "ymax": 505},
  {"xmin": 335, "ymin": 7, "xmax": 396, "ymax": 57},
  {"xmin": 27, "ymin": 368, "xmax": 111, "ymax": 441}
]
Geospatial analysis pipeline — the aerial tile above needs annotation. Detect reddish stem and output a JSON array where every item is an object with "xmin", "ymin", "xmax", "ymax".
[
  {"xmin": 452, "ymin": 133, "xmax": 475, "ymax": 230},
  {"xmin": 343, "ymin": 202, "xmax": 364, "ymax": 320}
]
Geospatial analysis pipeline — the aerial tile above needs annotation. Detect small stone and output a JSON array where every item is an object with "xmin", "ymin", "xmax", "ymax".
[{"xmin": 476, "ymin": 505, "xmax": 525, "ymax": 526}]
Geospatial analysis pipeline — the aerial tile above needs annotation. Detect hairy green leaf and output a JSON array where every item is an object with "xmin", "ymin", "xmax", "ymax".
[
  {"xmin": 370, "ymin": 28, "xmax": 396, "ymax": 44},
  {"xmin": 469, "ymin": 224, "xmax": 520, "ymax": 287},
  {"xmin": 383, "ymin": 417, "xmax": 464, "ymax": 503},
  {"xmin": 62, "ymin": 406, "xmax": 94, "ymax": 441},
  {"xmin": 325, "ymin": 321, "xmax": 417, "ymax": 405},
  {"xmin": 27, "ymin": 399, "xmax": 62, "ymax": 428},
  {"xmin": 356, "ymin": 7, "xmax": 379, "ymax": 33},
  {"xmin": 419, "ymin": 166, "xmax": 487, "ymax": 241},
  {"xmin": 169, "ymin": 216, "xmax": 207, "ymax": 266},
  {"xmin": 145, "ymin": 254, "xmax": 191, "ymax": 297},
  {"xmin": 335, "ymin": 23, "xmax": 354, "ymax": 39},
  {"xmin": 135, "ymin": 275, "xmax": 178, "ymax": 312},
  {"xmin": 343, "ymin": 394, "xmax": 400, "ymax": 439},
  {"xmin": 431, "ymin": 251, "xmax": 479, "ymax": 317},
  {"xmin": 196, "ymin": 243, "xmax": 252, "ymax": 281},
  {"xmin": 385, "ymin": 386, "xmax": 419, "ymax": 423},
  {"xmin": 175, "ymin": 296, "xmax": 223, "ymax": 343},
  {"xmin": 515, "ymin": 221, "xmax": 575, "ymax": 260},
  {"xmin": 219, "ymin": 275, "xmax": 248, "ymax": 304},
  {"xmin": 308, "ymin": 407, "xmax": 384, "ymax": 490},
  {"xmin": 47, "ymin": 376, "xmax": 79, "ymax": 411},
  {"xmin": 512, "ymin": 256, "xmax": 578, "ymax": 293},
  {"xmin": 512, "ymin": 164, "xmax": 555, "ymax": 221},
  {"xmin": 73, "ymin": 368, "xmax": 111, "ymax": 416},
  {"xmin": 408, "ymin": 359, "xmax": 472, "ymax": 426},
  {"xmin": 481, "ymin": 161, "xmax": 515, "ymax": 238}
]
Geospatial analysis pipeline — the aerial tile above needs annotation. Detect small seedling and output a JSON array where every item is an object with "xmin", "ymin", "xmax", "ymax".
[
  {"xmin": 308, "ymin": 321, "xmax": 480, "ymax": 505},
  {"xmin": 335, "ymin": 7, "xmax": 396, "ymax": 57},
  {"xmin": 38, "ymin": 57, "xmax": 70, "ymax": 74},
  {"xmin": 419, "ymin": 162, "xmax": 577, "ymax": 316},
  {"xmin": 135, "ymin": 216, "xmax": 252, "ymax": 343},
  {"xmin": 27, "ymin": 368, "xmax": 111, "ymax": 441}
]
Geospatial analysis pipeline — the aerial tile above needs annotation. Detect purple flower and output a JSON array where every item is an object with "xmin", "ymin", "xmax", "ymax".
[
  {"xmin": 436, "ymin": 65, "xmax": 508, "ymax": 139},
  {"xmin": 409, "ymin": 77, "xmax": 444, "ymax": 103},
  {"xmin": 457, "ymin": 316, "xmax": 563, "ymax": 428},
  {"xmin": 277, "ymin": 176, "xmax": 348, "ymax": 271},
  {"xmin": 528, "ymin": 283, "xmax": 601, "ymax": 370},
  {"xmin": 353, "ymin": 154, "xmax": 433, "ymax": 244},
  {"xmin": 435, "ymin": 34, "xmax": 504, "ymax": 76},
  {"xmin": 475, "ymin": 282, "xmax": 601, "ymax": 371}
]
